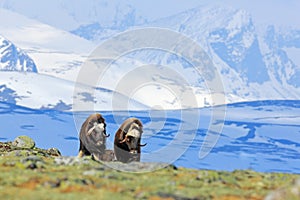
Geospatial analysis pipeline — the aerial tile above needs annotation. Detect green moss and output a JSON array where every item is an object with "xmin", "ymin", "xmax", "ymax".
[
  {"xmin": 0, "ymin": 139, "xmax": 300, "ymax": 200},
  {"xmin": 12, "ymin": 135, "xmax": 35, "ymax": 149}
]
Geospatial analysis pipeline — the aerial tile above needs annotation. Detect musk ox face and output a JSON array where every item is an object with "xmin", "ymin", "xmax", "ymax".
[
  {"xmin": 78, "ymin": 113, "xmax": 110, "ymax": 161},
  {"xmin": 120, "ymin": 123, "xmax": 143, "ymax": 154},
  {"xmin": 87, "ymin": 120, "xmax": 106, "ymax": 146},
  {"xmin": 114, "ymin": 118, "xmax": 147, "ymax": 163}
]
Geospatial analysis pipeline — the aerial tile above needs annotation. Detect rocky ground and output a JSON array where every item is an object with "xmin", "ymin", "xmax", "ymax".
[{"xmin": 0, "ymin": 136, "xmax": 299, "ymax": 200}]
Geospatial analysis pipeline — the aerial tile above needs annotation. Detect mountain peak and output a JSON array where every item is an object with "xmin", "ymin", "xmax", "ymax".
[
  {"xmin": 227, "ymin": 9, "xmax": 252, "ymax": 31},
  {"xmin": 0, "ymin": 35, "xmax": 37, "ymax": 72}
]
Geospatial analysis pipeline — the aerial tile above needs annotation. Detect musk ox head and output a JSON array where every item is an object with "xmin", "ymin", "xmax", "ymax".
[
  {"xmin": 78, "ymin": 113, "xmax": 110, "ymax": 161},
  {"xmin": 114, "ymin": 118, "xmax": 147, "ymax": 163}
]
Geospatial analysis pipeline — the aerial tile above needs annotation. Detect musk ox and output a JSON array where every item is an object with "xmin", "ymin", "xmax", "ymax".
[
  {"xmin": 77, "ymin": 113, "xmax": 111, "ymax": 161},
  {"xmin": 114, "ymin": 118, "xmax": 147, "ymax": 163}
]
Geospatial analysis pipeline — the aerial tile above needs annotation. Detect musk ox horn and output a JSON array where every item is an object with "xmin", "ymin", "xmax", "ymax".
[
  {"xmin": 87, "ymin": 126, "xmax": 96, "ymax": 135},
  {"xmin": 119, "ymin": 135, "xmax": 128, "ymax": 144},
  {"xmin": 104, "ymin": 133, "xmax": 110, "ymax": 137},
  {"xmin": 138, "ymin": 143, "xmax": 147, "ymax": 147}
]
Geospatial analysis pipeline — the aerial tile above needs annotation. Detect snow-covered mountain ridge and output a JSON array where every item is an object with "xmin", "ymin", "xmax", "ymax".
[
  {"xmin": 0, "ymin": 8, "xmax": 96, "ymax": 82},
  {"xmin": 0, "ymin": 35, "xmax": 37, "ymax": 72},
  {"xmin": 61, "ymin": 4, "xmax": 300, "ymax": 103},
  {"xmin": 0, "ymin": 72, "xmax": 148, "ymax": 111},
  {"xmin": 143, "ymin": 5, "xmax": 300, "ymax": 102},
  {"xmin": 0, "ymin": 3, "xmax": 300, "ymax": 110}
]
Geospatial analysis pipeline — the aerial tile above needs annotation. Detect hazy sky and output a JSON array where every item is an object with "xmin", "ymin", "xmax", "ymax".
[
  {"xmin": 134, "ymin": 0, "xmax": 300, "ymax": 28},
  {"xmin": 0, "ymin": 0, "xmax": 299, "ymax": 28},
  {"xmin": 224, "ymin": 0, "xmax": 300, "ymax": 27}
]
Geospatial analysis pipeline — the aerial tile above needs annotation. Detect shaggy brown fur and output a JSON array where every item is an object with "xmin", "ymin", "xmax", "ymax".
[
  {"xmin": 77, "ymin": 113, "xmax": 110, "ymax": 161},
  {"xmin": 114, "ymin": 118, "xmax": 146, "ymax": 163}
]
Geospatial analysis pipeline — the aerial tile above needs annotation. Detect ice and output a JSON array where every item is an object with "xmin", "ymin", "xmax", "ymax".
[{"xmin": 0, "ymin": 100, "xmax": 299, "ymax": 173}]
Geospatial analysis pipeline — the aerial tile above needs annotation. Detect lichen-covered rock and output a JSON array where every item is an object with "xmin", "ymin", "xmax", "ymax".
[
  {"xmin": 0, "ymin": 142, "xmax": 13, "ymax": 153},
  {"xmin": 7, "ymin": 149, "xmax": 31, "ymax": 157},
  {"xmin": 47, "ymin": 148, "xmax": 61, "ymax": 156},
  {"xmin": 1, "ymin": 137, "xmax": 62, "ymax": 157},
  {"xmin": 12, "ymin": 135, "xmax": 35, "ymax": 149}
]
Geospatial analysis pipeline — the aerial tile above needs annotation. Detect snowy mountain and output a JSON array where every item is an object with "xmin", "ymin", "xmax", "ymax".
[
  {"xmin": 0, "ymin": 0, "xmax": 148, "ymax": 43},
  {"xmin": 70, "ymin": 2, "xmax": 145, "ymax": 42},
  {"xmin": 0, "ymin": 2, "xmax": 300, "ymax": 110},
  {"xmin": 68, "ymin": 5, "xmax": 300, "ymax": 104},
  {"xmin": 261, "ymin": 25, "xmax": 300, "ymax": 88},
  {"xmin": 0, "ymin": 72, "xmax": 148, "ymax": 111},
  {"xmin": 143, "ymin": 5, "xmax": 300, "ymax": 102},
  {"xmin": 0, "ymin": 8, "xmax": 95, "ymax": 82},
  {"xmin": 0, "ymin": 35, "xmax": 37, "ymax": 72},
  {"xmin": 85, "ymin": 5, "xmax": 300, "ymax": 107}
]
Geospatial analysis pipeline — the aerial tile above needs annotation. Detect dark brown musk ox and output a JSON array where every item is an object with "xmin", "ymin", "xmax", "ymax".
[
  {"xmin": 77, "ymin": 113, "xmax": 113, "ymax": 161},
  {"xmin": 114, "ymin": 118, "xmax": 147, "ymax": 163}
]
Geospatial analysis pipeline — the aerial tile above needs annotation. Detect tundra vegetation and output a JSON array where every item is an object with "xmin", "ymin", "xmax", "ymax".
[{"xmin": 0, "ymin": 136, "xmax": 299, "ymax": 200}]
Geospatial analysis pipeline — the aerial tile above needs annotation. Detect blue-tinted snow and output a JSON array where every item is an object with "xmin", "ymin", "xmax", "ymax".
[{"xmin": 0, "ymin": 100, "xmax": 299, "ymax": 174}]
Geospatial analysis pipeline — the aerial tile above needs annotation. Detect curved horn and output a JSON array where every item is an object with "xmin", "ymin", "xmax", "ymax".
[
  {"xmin": 104, "ymin": 133, "xmax": 110, "ymax": 138},
  {"xmin": 119, "ymin": 135, "xmax": 128, "ymax": 143},
  {"xmin": 139, "ymin": 143, "xmax": 147, "ymax": 147},
  {"xmin": 87, "ymin": 126, "xmax": 96, "ymax": 135}
]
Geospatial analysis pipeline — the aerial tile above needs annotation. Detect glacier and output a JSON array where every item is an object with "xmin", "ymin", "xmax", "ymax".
[{"xmin": 0, "ymin": 100, "xmax": 299, "ymax": 173}]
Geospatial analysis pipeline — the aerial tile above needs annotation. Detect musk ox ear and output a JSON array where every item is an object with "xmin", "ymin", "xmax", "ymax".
[{"xmin": 97, "ymin": 114, "xmax": 105, "ymax": 123}]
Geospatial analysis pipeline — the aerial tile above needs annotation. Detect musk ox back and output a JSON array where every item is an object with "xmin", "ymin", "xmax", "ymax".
[
  {"xmin": 77, "ymin": 113, "xmax": 111, "ymax": 161},
  {"xmin": 114, "ymin": 118, "xmax": 147, "ymax": 163}
]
